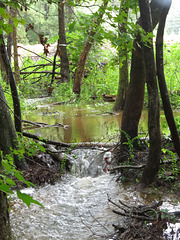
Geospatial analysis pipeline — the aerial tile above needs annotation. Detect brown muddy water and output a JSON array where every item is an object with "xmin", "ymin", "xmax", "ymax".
[{"xmin": 22, "ymin": 98, "xmax": 175, "ymax": 143}]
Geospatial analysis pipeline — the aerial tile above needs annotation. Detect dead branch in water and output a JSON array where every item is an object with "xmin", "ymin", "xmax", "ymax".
[
  {"xmin": 108, "ymin": 197, "xmax": 180, "ymax": 240},
  {"xmin": 108, "ymin": 197, "xmax": 162, "ymax": 222},
  {"xmin": 22, "ymin": 119, "xmax": 67, "ymax": 129}
]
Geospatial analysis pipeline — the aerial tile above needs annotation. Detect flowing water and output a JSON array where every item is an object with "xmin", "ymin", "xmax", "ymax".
[
  {"xmin": 10, "ymin": 100, "xmax": 180, "ymax": 239},
  {"xmin": 10, "ymin": 149, "xmax": 180, "ymax": 240}
]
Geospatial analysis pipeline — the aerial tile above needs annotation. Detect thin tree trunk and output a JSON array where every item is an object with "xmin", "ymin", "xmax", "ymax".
[
  {"xmin": 11, "ymin": 8, "xmax": 21, "ymax": 84},
  {"xmin": 139, "ymin": 0, "xmax": 161, "ymax": 185},
  {"xmin": 0, "ymin": 34, "xmax": 22, "ymax": 133},
  {"xmin": 118, "ymin": 0, "xmax": 170, "ymax": 162},
  {"xmin": 7, "ymin": 22, "xmax": 12, "ymax": 66},
  {"xmin": 156, "ymin": 1, "xmax": 180, "ymax": 157},
  {"xmin": 49, "ymin": 43, "xmax": 59, "ymax": 91},
  {"xmin": 0, "ymin": 83, "xmax": 16, "ymax": 240},
  {"xmin": 0, "ymin": 51, "xmax": 8, "ymax": 82},
  {"xmin": 73, "ymin": 0, "xmax": 109, "ymax": 95},
  {"xmin": 58, "ymin": 0, "xmax": 70, "ymax": 83},
  {"xmin": 113, "ymin": 0, "xmax": 129, "ymax": 111},
  {"xmin": 0, "ymin": 10, "xmax": 8, "ymax": 83}
]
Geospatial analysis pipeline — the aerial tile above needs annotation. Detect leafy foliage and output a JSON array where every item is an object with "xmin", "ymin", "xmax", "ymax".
[
  {"xmin": 158, "ymin": 148, "xmax": 179, "ymax": 182},
  {"xmin": 163, "ymin": 43, "xmax": 180, "ymax": 108},
  {"xmin": 0, "ymin": 135, "xmax": 45, "ymax": 208}
]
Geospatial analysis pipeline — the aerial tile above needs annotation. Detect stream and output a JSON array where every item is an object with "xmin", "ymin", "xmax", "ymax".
[{"xmin": 10, "ymin": 100, "xmax": 180, "ymax": 239}]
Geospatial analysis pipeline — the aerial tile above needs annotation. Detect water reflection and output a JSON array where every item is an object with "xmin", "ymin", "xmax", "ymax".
[
  {"xmin": 24, "ymin": 102, "xmax": 180, "ymax": 143},
  {"xmin": 24, "ymin": 104, "xmax": 148, "ymax": 143}
]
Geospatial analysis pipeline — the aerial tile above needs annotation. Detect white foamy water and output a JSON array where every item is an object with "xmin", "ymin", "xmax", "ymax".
[{"xmin": 10, "ymin": 149, "xmax": 180, "ymax": 240}]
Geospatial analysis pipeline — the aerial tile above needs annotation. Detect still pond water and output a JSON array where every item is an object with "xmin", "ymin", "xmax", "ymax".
[{"xmin": 22, "ymin": 99, "xmax": 177, "ymax": 143}]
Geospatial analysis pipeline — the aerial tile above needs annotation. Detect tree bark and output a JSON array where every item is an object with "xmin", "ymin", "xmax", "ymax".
[
  {"xmin": 58, "ymin": 0, "xmax": 70, "ymax": 83},
  {"xmin": 0, "ymin": 84, "xmax": 17, "ymax": 156},
  {"xmin": 113, "ymin": 0, "xmax": 129, "ymax": 111},
  {"xmin": 156, "ymin": 1, "xmax": 180, "ymax": 157},
  {"xmin": 0, "ymin": 188, "xmax": 12, "ymax": 240},
  {"xmin": 0, "ymin": 82, "xmax": 24, "ymax": 169},
  {"xmin": 11, "ymin": 8, "xmax": 21, "ymax": 84},
  {"xmin": 139, "ymin": 0, "xmax": 161, "ymax": 185},
  {"xmin": 7, "ymin": 17, "xmax": 13, "ymax": 66},
  {"xmin": 0, "ymin": 51, "xmax": 8, "ymax": 83},
  {"xmin": 73, "ymin": 0, "xmax": 109, "ymax": 95},
  {"xmin": 118, "ymin": 0, "xmax": 170, "ymax": 161},
  {"xmin": 0, "ymin": 34, "xmax": 22, "ymax": 133},
  {"xmin": 0, "ymin": 83, "xmax": 17, "ymax": 239}
]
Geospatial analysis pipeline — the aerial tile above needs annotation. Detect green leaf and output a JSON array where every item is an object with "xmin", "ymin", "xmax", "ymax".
[
  {"xmin": 5, "ymin": 177, "xmax": 16, "ymax": 186},
  {"xmin": 14, "ymin": 171, "xmax": 26, "ymax": 182},
  {"xmin": 38, "ymin": 144, "xmax": 46, "ymax": 152},
  {"xmin": 0, "ymin": 22, "xmax": 13, "ymax": 34},
  {"xmin": 67, "ymin": 0, "xmax": 75, "ymax": 6},
  {"xmin": 69, "ymin": 21, "xmax": 76, "ymax": 33},
  {"xmin": 0, "ymin": 8, "xmax": 11, "ymax": 20},
  {"xmin": 19, "ymin": 18, "xmax": 26, "ymax": 25},
  {"xmin": 17, "ymin": 190, "xmax": 44, "ymax": 208},
  {"xmin": 13, "ymin": 17, "xmax": 19, "ymax": 28},
  {"xmin": 0, "ymin": 184, "xmax": 13, "ymax": 194}
]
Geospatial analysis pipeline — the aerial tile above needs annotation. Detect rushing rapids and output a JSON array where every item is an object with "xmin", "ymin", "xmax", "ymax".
[{"xmin": 10, "ymin": 149, "xmax": 180, "ymax": 240}]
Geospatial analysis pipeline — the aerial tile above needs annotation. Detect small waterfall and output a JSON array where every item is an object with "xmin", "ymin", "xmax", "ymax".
[{"xmin": 70, "ymin": 149, "xmax": 108, "ymax": 178}]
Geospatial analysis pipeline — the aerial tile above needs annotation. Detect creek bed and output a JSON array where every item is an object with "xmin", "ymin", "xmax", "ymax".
[{"xmin": 10, "ymin": 149, "xmax": 180, "ymax": 240}]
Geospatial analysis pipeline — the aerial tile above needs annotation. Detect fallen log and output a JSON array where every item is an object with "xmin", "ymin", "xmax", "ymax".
[
  {"xmin": 22, "ymin": 132, "xmax": 71, "ymax": 147},
  {"xmin": 22, "ymin": 131, "xmax": 116, "ymax": 149},
  {"xmin": 110, "ymin": 158, "xmax": 180, "ymax": 173},
  {"xmin": 110, "ymin": 164, "xmax": 146, "ymax": 173}
]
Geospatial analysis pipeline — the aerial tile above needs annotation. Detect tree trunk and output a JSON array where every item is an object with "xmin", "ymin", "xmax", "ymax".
[
  {"xmin": 0, "ymin": 188, "xmax": 12, "ymax": 240},
  {"xmin": 73, "ymin": 0, "xmax": 109, "ymax": 95},
  {"xmin": 0, "ymin": 83, "xmax": 17, "ymax": 158},
  {"xmin": 0, "ymin": 83, "xmax": 17, "ymax": 240},
  {"xmin": 7, "ymin": 22, "xmax": 12, "ymax": 66},
  {"xmin": 118, "ymin": 0, "xmax": 170, "ymax": 162},
  {"xmin": 113, "ymin": 0, "xmax": 129, "ymax": 111},
  {"xmin": 139, "ymin": 0, "xmax": 161, "ymax": 185},
  {"xmin": 11, "ymin": 8, "xmax": 21, "ymax": 84},
  {"xmin": 0, "ymin": 51, "xmax": 8, "ymax": 82},
  {"xmin": 118, "ymin": 33, "xmax": 145, "ymax": 158},
  {"xmin": 0, "ymin": 82, "xmax": 24, "ymax": 170},
  {"xmin": 0, "ymin": 34, "xmax": 22, "ymax": 133},
  {"xmin": 0, "ymin": 11, "xmax": 8, "ymax": 83},
  {"xmin": 156, "ymin": 1, "xmax": 180, "ymax": 157},
  {"xmin": 58, "ymin": 0, "xmax": 70, "ymax": 83}
]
